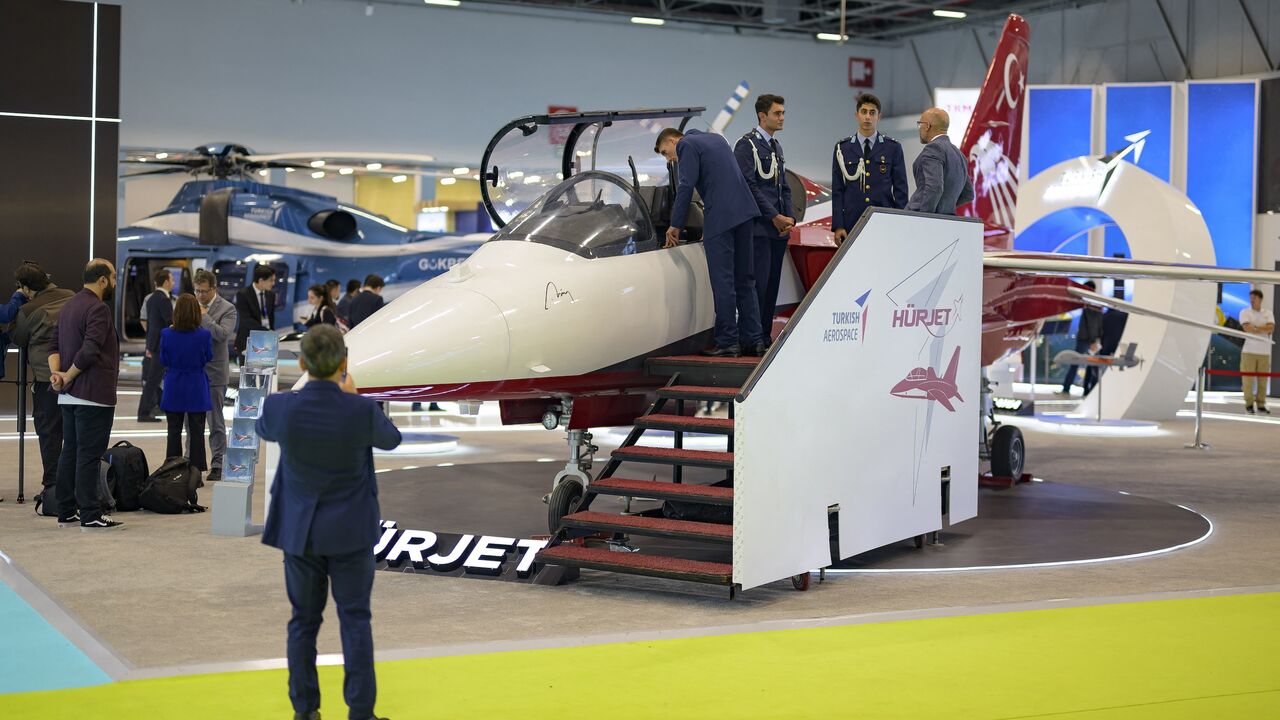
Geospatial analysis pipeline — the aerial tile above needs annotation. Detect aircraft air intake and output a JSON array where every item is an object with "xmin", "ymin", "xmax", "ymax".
[{"xmin": 307, "ymin": 210, "xmax": 358, "ymax": 241}]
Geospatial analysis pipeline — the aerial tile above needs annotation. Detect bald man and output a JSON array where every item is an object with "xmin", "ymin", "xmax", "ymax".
[{"xmin": 906, "ymin": 107, "xmax": 974, "ymax": 215}]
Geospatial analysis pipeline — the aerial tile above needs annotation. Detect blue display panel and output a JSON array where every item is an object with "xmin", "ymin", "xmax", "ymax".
[
  {"xmin": 1187, "ymin": 82, "xmax": 1257, "ymax": 317},
  {"xmin": 1104, "ymin": 85, "xmax": 1172, "ymax": 258},
  {"xmin": 1027, "ymin": 87, "xmax": 1093, "ymax": 179}
]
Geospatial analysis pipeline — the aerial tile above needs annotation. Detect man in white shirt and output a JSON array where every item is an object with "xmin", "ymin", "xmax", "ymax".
[{"xmin": 1239, "ymin": 288, "xmax": 1275, "ymax": 414}]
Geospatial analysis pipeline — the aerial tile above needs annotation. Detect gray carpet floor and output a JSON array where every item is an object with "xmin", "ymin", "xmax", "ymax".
[{"xmin": 0, "ymin": 390, "xmax": 1276, "ymax": 670}]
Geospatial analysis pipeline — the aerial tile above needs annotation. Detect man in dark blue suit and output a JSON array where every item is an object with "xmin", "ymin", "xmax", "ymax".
[
  {"xmin": 831, "ymin": 93, "xmax": 908, "ymax": 244},
  {"xmin": 258, "ymin": 325, "xmax": 401, "ymax": 720},
  {"xmin": 138, "ymin": 269, "xmax": 173, "ymax": 421},
  {"xmin": 734, "ymin": 93, "xmax": 795, "ymax": 347},
  {"xmin": 656, "ymin": 126, "xmax": 763, "ymax": 356}
]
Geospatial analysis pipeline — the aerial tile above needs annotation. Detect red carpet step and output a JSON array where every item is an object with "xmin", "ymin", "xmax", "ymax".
[
  {"xmin": 635, "ymin": 413, "xmax": 734, "ymax": 434},
  {"xmin": 591, "ymin": 477, "xmax": 734, "ymax": 505},
  {"xmin": 537, "ymin": 544, "xmax": 733, "ymax": 585},
  {"xmin": 657, "ymin": 385, "xmax": 741, "ymax": 402},
  {"xmin": 561, "ymin": 511, "xmax": 732, "ymax": 542},
  {"xmin": 610, "ymin": 445, "xmax": 734, "ymax": 469}
]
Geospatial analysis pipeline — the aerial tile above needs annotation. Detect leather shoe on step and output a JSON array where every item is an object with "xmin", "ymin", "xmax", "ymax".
[
  {"xmin": 743, "ymin": 342, "xmax": 767, "ymax": 357},
  {"xmin": 700, "ymin": 345, "xmax": 741, "ymax": 358}
]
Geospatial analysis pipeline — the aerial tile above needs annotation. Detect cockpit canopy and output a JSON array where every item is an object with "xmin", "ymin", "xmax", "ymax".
[
  {"xmin": 480, "ymin": 107, "xmax": 702, "ymax": 228},
  {"xmin": 489, "ymin": 171, "xmax": 656, "ymax": 260}
]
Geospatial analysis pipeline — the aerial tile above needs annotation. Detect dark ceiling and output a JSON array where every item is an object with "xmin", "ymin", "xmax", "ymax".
[{"xmin": 361, "ymin": 0, "xmax": 1090, "ymax": 42}]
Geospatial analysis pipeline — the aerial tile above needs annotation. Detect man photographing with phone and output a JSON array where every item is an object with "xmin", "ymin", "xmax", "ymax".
[{"xmin": 257, "ymin": 324, "xmax": 401, "ymax": 720}]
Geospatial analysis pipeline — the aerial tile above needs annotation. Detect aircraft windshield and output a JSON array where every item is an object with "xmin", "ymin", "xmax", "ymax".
[
  {"xmin": 488, "ymin": 172, "xmax": 656, "ymax": 259},
  {"xmin": 481, "ymin": 108, "xmax": 701, "ymax": 228}
]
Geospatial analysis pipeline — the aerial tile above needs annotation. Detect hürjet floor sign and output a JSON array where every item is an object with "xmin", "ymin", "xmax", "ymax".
[{"xmin": 375, "ymin": 521, "xmax": 548, "ymax": 582}]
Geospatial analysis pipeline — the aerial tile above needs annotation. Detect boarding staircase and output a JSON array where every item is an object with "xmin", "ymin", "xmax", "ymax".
[{"xmin": 535, "ymin": 354, "xmax": 811, "ymax": 597}]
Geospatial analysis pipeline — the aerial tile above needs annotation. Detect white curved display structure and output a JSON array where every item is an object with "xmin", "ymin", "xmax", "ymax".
[{"xmin": 1014, "ymin": 159, "xmax": 1214, "ymax": 420}]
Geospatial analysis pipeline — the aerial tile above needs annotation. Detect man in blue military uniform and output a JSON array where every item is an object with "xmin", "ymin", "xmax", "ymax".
[
  {"xmin": 831, "ymin": 92, "xmax": 908, "ymax": 244},
  {"xmin": 656, "ymin": 126, "xmax": 763, "ymax": 356},
  {"xmin": 734, "ymin": 93, "xmax": 794, "ymax": 347}
]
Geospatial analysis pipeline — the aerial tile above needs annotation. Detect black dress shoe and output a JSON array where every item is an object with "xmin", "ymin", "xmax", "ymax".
[
  {"xmin": 205, "ymin": 468, "xmax": 222, "ymax": 483},
  {"xmin": 743, "ymin": 342, "xmax": 767, "ymax": 357},
  {"xmin": 136, "ymin": 415, "xmax": 162, "ymax": 423},
  {"xmin": 701, "ymin": 345, "xmax": 741, "ymax": 357},
  {"xmin": 293, "ymin": 711, "xmax": 320, "ymax": 720}
]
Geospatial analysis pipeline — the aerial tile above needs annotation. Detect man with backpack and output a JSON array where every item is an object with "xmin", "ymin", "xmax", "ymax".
[{"xmin": 10, "ymin": 263, "xmax": 74, "ymax": 515}]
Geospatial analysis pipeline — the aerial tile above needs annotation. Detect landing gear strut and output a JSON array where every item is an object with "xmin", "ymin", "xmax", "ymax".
[{"xmin": 544, "ymin": 398, "xmax": 598, "ymax": 532}]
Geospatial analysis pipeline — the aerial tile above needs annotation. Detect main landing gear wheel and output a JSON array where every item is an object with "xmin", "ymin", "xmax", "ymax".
[
  {"xmin": 990, "ymin": 425, "xmax": 1025, "ymax": 479},
  {"xmin": 791, "ymin": 572, "xmax": 811, "ymax": 591},
  {"xmin": 547, "ymin": 478, "xmax": 585, "ymax": 534}
]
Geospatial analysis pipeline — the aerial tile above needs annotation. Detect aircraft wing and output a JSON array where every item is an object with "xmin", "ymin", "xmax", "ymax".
[
  {"xmin": 984, "ymin": 251, "xmax": 1280, "ymax": 285},
  {"xmin": 1068, "ymin": 286, "xmax": 1268, "ymax": 345}
]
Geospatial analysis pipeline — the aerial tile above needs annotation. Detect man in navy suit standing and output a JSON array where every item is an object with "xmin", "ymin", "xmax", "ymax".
[
  {"xmin": 734, "ymin": 93, "xmax": 795, "ymax": 348},
  {"xmin": 656, "ymin": 126, "xmax": 763, "ymax": 356},
  {"xmin": 258, "ymin": 325, "xmax": 401, "ymax": 720}
]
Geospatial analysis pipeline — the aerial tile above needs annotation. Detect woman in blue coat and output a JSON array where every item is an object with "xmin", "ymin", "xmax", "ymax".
[{"xmin": 161, "ymin": 294, "xmax": 213, "ymax": 475}]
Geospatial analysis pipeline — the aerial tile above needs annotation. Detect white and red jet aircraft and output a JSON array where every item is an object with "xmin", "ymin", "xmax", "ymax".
[{"xmin": 345, "ymin": 14, "xmax": 1277, "ymax": 496}]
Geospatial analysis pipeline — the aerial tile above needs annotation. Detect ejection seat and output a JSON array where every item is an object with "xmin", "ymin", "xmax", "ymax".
[{"xmin": 635, "ymin": 185, "xmax": 704, "ymax": 243}]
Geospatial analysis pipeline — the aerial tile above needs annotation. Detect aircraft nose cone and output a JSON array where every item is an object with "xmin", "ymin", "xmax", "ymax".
[{"xmin": 344, "ymin": 286, "xmax": 510, "ymax": 396}]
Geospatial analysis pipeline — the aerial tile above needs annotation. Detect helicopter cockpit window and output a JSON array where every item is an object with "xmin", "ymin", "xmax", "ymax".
[{"xmin": 489, "ymin": 172, "xmax": 656, "ymax": 259}]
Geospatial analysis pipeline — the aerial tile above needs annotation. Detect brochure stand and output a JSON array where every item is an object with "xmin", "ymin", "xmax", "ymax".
[{"xmin": 211, "ymin": 330, "xmax": 277, "ymax": 537}]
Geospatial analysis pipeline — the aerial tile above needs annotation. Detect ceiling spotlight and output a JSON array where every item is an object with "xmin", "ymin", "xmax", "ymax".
[
  {"xmin": 933, "ymin": 9, "xmax": 967, "ymax": 18},
  {"xmin": 631, "ymin": 16, "xmax": 664, "ymax": 26},
  {"xmin": 440, "ymin": 177, "xmax": 457, "ymax": 185},
  {"xmin": 311, "ymin": 171, "xmax": 326, "ymax": 179},
  {"xmin": 391, "ymin": 174, "xmax": 408, "ymax": 183},
  {"xmin": 339, "ymin": 167, "xmax": 354, "ymax": 175},
  {"xmin": 285, "ymin": 167, "xmax": 296, "ymax": 173},
  {"xmin": 452, "ymin": 167, "xmax": 470, "ymax": 175},
  {"xmin": 310, "ymin": 160, "xmax": 325, "ymax": 168},
  {"xmin": 258, "ymin": 169, "xmax": 269, "ymax": 177},
  {"xmin": 365, "ymin": 2, "xmax": 374, "ymax": 16},
  {"xmin": 366, "ymin": 162, "xmax": 383, "ymax": 170},
  {"xmin": 815, "ymin": 32, "xmax": 848, "ymax": 41},
  {"xmin": 139, "ymin": 157, "xmax": 148, "ymax": 162},
  {"xmin": 423, "ymin": 0, "xmax": 461, "ymax": 6},
  {"xmin": 155, "ymin": 152, "xmax": 169, "ymax": 159}
]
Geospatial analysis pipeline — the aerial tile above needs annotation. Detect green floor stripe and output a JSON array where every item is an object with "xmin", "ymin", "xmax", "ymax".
[{"xmin": 2, "ymin": 593, "xmax": 1277, "ymax": 719}]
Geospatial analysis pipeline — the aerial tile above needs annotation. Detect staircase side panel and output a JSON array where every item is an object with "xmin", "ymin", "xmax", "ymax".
[{"xmin": 733, "ymin": 210, "xmax": 983, "ymax": 590}]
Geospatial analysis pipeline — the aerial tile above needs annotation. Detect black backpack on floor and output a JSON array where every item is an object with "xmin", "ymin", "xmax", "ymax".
[
  {"xmin": 103, "ymin": 441, "xmax": 149, "ymax": 512},
  {"xmin": 139, "ymin": 457, "xmax": 205, "ymax": 514}
]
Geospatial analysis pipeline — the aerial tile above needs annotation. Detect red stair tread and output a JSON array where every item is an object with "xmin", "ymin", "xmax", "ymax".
[
  {"xmin": 612, "ymin": 446, "xmax": 734, "ymax": 465},
  {"xmin": 564, "ymin": 511, "xmax": 732, "ymax": 539},
  {"xmin": 538, "ymin": 544, "xmax": 732, "ymax": 579},
  {"xmin": 651, "ymin": 355, "xmax": 760, "ymax": 366},
  {"xmin": 637, "ymin": 414, "xmax": 734, "ymax": 430},
  {"xmin": 593, "ymin": 477, "xmax": 734, "ymax": 501},
  {"xmin": 659, "ymin": 385, "xmax": 740, "ymax": 400}
]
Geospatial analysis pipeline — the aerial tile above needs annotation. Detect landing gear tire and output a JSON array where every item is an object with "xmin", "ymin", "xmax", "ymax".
[
  {"xmin": 990, "ymin": 425, "xmax": 1025, "ymax": 479},
  {"xmin": 791, "ymin": 572, "xmax": 811, "ymax": 591},
  {"xmin": 547, "ymin": 478, "xmax": 585, "ymax": 534}
]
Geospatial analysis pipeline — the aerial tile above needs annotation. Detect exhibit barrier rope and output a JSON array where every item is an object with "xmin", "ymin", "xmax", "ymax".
[{"xmin": 1186, "ymin": 367, "xmax": 1280, "ymax": 451}]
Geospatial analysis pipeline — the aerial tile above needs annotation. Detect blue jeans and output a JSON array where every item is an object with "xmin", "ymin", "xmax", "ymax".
[
  {"xmin": 704, "ymin": 219, "xmax": 763, "ymax": 348},
  {"xmin": 55, "ymin": 404, "xmax": 115, "ymax": 522},
  {"xmin": 284, "ymin": 547, "xmax": 377, "ymax": 719}
]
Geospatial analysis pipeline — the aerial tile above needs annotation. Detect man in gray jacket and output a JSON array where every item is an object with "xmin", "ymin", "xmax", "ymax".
[
  {"xmin": 906, "ymin": 107, "xmax": 974, "ymax": 215},
  {"xmin": 194, "ymin": 269, "xmax": 238, "ymax": 482}
]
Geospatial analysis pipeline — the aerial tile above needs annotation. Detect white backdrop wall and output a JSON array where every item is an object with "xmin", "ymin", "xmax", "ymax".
[
  {"xmin": 107, "ymin": 0, "xmax": 895, "ymax": 180},
  {"xmin": 888, "ymin": 0, "xmax": 1280, "ymax": 115}
]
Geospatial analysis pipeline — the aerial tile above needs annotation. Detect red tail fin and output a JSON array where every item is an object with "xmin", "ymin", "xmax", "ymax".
[
  {"xmin": 942, "ymin": 345, "xmax": 961, "ymax": 385},
  {"xmin": 957, "ymin": 14, "xmax": 1030, "ymax": 248}
]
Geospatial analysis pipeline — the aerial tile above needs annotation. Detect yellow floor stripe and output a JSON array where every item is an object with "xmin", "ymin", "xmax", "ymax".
[{"xmin": 2, "ymin": 593, "xmax": 1278, "ymax": 719}]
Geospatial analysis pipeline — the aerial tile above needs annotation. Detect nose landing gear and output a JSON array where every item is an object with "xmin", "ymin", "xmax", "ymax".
[{"xmin": 542, "ymin": 399, "xmax": 599, "ymax": 533}]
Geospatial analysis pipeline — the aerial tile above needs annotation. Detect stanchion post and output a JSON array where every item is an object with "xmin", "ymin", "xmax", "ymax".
[
  {"xmin": 1185, "ymin": 365, "xmax": 1210, "ymax": 450},
  {"xmin": 16, "ymin": 346, "xmax": 28, "ymax": 502}
]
